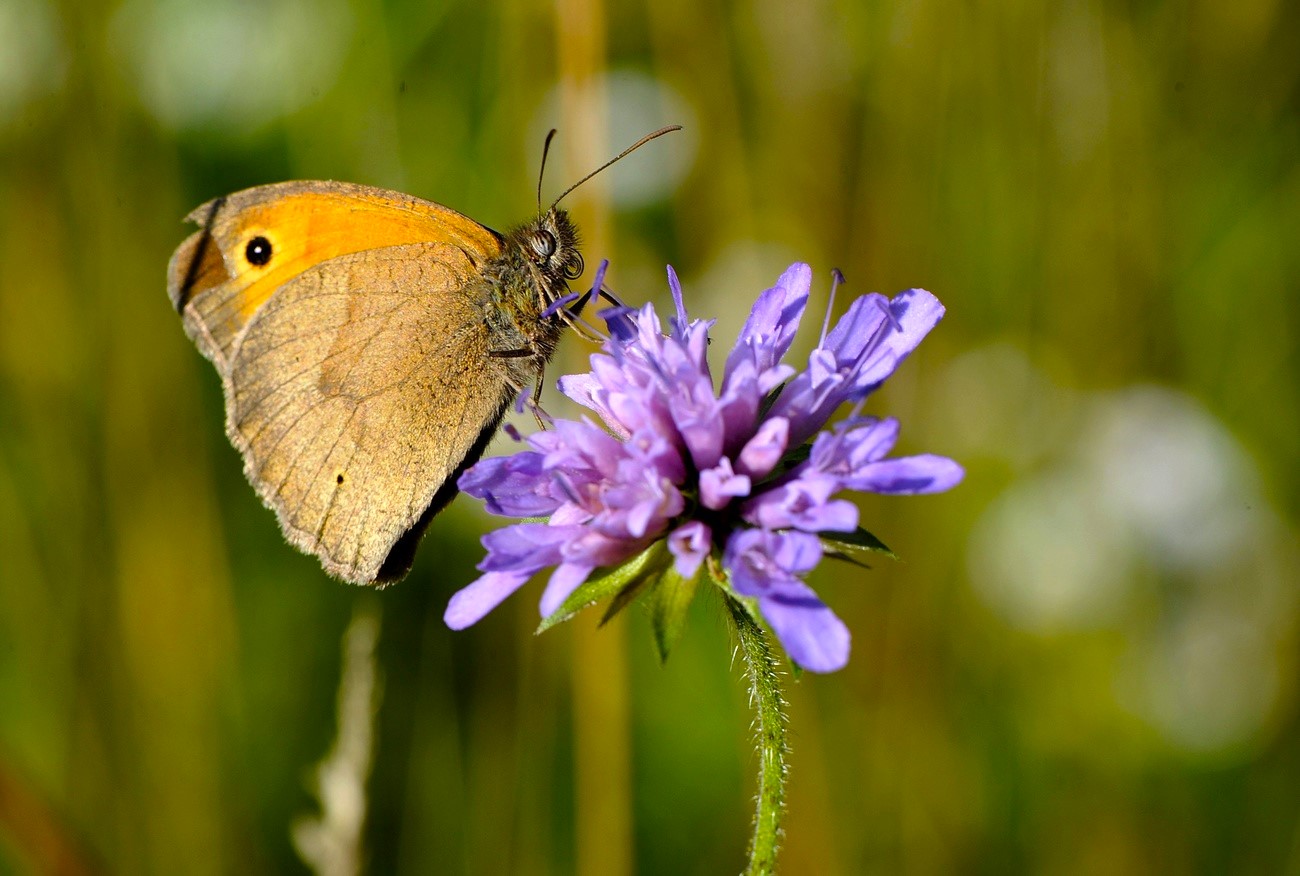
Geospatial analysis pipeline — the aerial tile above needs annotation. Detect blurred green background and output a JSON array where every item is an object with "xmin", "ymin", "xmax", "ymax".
[{"xmin": 2, "ymin": 0, "xmax": 1298, "ymax": 873}]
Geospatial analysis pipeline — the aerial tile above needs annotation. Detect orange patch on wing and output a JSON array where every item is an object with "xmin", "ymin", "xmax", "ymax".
[{"xmin": 225, "ymin": 191, "xmax": 503, "ymax": 323}]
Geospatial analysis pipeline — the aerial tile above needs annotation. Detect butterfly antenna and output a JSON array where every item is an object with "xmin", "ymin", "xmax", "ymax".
[
  {"xmin": 547, "ymin": 125, "xmax": 682, "ymax": 212},
  {"xmin": 537, "ymin": 129, "xmax": 558, "ymax": 216}
]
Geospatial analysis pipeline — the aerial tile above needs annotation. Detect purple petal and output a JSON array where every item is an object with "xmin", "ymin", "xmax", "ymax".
[
  {"xmin": 772, "ymin": 288, "xmax": 946, "ymax": 445},
  {"xmin": 842, "ymin": 454, "xmax": 965, "ymax": 494},
  {"xmin": 540, "ymin": 562, "xmax": 595, "ymax": 617},
  {"xmin": 722, "ymin": 263, "xmax": 812, "ymax": 392},
  {"xmin": 718, "ymin": 357, "xmax": 762, "ymax": 454},
  {"xmin": 667, "ymin": 265, "xmax": 688, "ymax": 334},
  {"xmin": 444, "ymin": 570, "xmax": 532, "ymax": 629},
  {"xmin": 756, "ymin": 363, "xmax": 796, "ymax": 396},
  {"xmin": 770, "ymin": 529, "xmax": 824, "ymax": 573},
  {"xmin": 767, "ymin": 370, "xmax": 841, "ymax": 448},
  {"xmin": 814, "ymin": 499, "xmax": 858, "ymax": 532},
  {"xmin": 669, "ymin": 389, "xmax": 725, "ymax": 470},
  {"xmin": 624, "ymin": 487, "xmax": 671, "ymax": 538},
  {"xmin": 558, "ymin": 373, "xmax": 620, "ymax": 427},
  {"xmin": 623, "ymin": 428, "xmax": 688, "ymax": 485},
  {"xmin": 724, "ymin": 528, "xmax": 823, "ymax": 596},
  {"xmin": 758, "ymin": 584, "xmax": 850, "ymax": 673},
  {"xmin": 722, "ymin": 261, "xmax": 811, "ymax": 405},
  {"xmin": 599, "ymin": 449, "xmax": 684, "ymax": 540},
  {"xmin": 539, "ymin": 419, "xmax": 625, "ymax": 480},
  {"xmin": 668, "ymin": 521, "xmax": 711, "ymax": 579},
  {"xmin": 678, "ymin": 319, "xmax": 713, "ymax": 376},
  {"xmin": 845, "ymin": 418, "xmax": 900, "ymax": 466},
  {"xmin": 736, "ymin": 416, "xmax": 789, "ymax": 479},
  {"xmin": 833, "ymin": 289, "xmax": 945, "ymax": 394},
  {"xmin": 807, "ymin": 418, "xmax": 899, "ymax": 477},
  {"xmin": 742, "ymin": 474, "xmax": 857, "ymax": 533},
  {"xmin": 561, "ymin": 528, "xmax": 645, "ymax": 568},
  {"xmin": 458, "ymin": 453, "xmax": 561, "ymax": 517},
  {"xmin": 549, "ymin": 502, "xmax": 593, "ymax": 525},
  {"xmin": 700, "ymin": 458, "xmax": 752, "ymax": 510},
  {"xmin": 817, "ymin": 293, "xmax": 887, "ymax": 361},
  {"xmin": 478, "ymin": 524, "xmax": 575, "ymax": 573},
  {"xmin": 607, "ymin": 390, "xmax": 666, "ymax": 441}
]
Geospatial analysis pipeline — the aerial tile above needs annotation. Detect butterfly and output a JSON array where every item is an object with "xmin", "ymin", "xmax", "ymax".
[{"xmin": 167, "ymin": 127, "xmax": 677, "ymax": 584}]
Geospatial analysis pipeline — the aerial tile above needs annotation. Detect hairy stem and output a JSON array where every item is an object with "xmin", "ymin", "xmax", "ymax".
[{"xmin": 725, "ymin": 595, "xmax": 789, "ymax": 876}]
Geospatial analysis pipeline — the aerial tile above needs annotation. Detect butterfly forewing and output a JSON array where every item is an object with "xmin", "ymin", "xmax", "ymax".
[{"xmin": 167, "ymin": 181, "xmax": 503, "ymax": 368}]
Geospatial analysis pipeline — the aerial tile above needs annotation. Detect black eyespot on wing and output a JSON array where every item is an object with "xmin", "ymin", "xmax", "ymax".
[{"xmin": 245, "ymin": 236, "xmax": 273, "ymax": 266}]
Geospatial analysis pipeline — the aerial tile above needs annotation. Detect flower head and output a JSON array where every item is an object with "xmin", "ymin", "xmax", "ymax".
[{"xmin": 446, "ymin": 262, "xmax": 962, "ymax": 672}]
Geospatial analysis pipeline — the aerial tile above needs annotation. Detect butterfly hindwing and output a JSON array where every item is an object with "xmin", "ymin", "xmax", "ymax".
[{"xmin": 226, "ymin": 242, "xmax": 516, "ymax": 583}]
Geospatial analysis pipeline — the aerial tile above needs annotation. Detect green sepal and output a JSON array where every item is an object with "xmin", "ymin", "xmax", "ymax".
[
  {"xmin": 818, "ymin": 526, "xmax": 896, "ymax": 559},
  {"xmin": 780, "ymin": 442, "xmax": 813, "ymax": 467},
  {"xmin": 822, "ymin": 549, "xmax": 873, "ymax": 570},
  {"xmin": 535, "ymin": 541, "xmax": 668, "ymax": 634},
  {"xmin": 599, "ymin": 563, "xmax": 658, "ymax": 627},
  {"xmin": 757, "ymin": 382, "xmax": 788, "ymax": 420},
  {"xmin": 646, "ymin": 563, "xmax": 702, "ymax": 664}
]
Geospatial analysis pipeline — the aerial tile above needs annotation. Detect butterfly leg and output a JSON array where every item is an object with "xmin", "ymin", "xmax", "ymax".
[
  {"xmin": 530, "ymin": 365, "xmax": 548, "ymax": 430},
  {"xmin": 489, "ymin": 354, "xmax": 553, "ymax": 433}
]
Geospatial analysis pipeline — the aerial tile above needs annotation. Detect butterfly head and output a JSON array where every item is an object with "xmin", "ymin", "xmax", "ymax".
[{"xmin": 522, "ymin": 207, "xmax": 584, "ymax": 285}]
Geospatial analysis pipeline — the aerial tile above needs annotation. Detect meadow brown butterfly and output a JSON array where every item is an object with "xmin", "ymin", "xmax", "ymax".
[{"xmin": 168, "ymin": 127, "xmax": 678, "ymax": 585}]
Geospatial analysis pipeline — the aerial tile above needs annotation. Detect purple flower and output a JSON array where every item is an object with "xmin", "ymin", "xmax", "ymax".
[{"xmin": 445, "ymin": 262, "xmax": 962, "ymax": 672}]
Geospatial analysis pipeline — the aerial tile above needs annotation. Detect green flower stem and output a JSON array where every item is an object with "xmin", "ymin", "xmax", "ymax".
[{"xmin": 725, "ymin": 594, "xmax": 789, "ymax": 876}]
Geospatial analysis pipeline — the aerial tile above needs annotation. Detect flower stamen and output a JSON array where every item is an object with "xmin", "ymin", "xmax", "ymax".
[{"xmin": 819, "ymin": 268, "xmax": 845, "ymax": 346}]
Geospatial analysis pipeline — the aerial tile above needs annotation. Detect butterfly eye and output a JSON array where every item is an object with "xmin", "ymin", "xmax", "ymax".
[
  {"xmin": 530, "ymin": 230, "xmax": 557, "ymax": 261},
  {"xmin": 563, "ymin": 251, "xmax": 585, "ymax": 280},
  {"xmin": 245, "ymin": 236, "xmax": 273, "ymax": 266}
]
